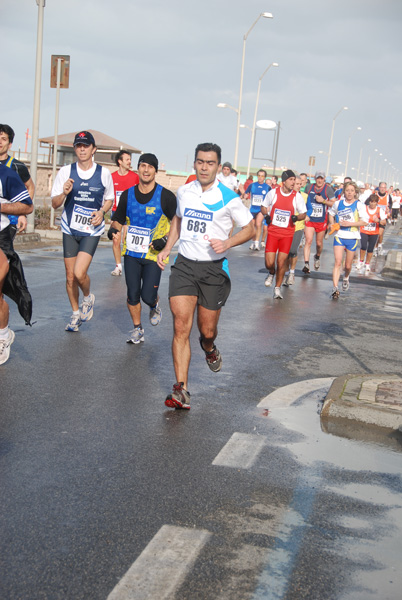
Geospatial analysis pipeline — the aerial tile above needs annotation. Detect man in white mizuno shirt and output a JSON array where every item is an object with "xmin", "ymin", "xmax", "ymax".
[{"xmin": 157, "ymin": 142, "xmax": 254, "ymax": 410}]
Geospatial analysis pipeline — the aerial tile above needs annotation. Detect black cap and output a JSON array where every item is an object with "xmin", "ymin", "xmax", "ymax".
[
  {"xmin": 281, "ymin": 169, "xmax": 296, "ymax": 182},
  {"xmin": 138, "ymin": 153, "xmax": 158, "ymax": 172},
  {"xmin": 73, "ymin": 131, "xmax": 96, "ymax": 147}
]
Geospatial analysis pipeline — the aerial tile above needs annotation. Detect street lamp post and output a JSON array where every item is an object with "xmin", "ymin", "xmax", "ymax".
[
  {"xmin": 28, "ymin": 0, "xmax": 45, "ymax": 233},
  {"xmin": 326, "ymin": 106, "xmax": 348, "ymax": 176},
  {"xmin": 344, "ymin": 126, "xmax": 361, "ymax": 176},
  {"xmin": 356, "ymin": 138, "xmax": 371, "ymax": 183},
  {"xmin": 217, "ymin": 102, "xmax": 238, "ymax": 115},
  {"xmin": 246, "ymin": 62, "xmax": 279, "ymax": 176},
  {"xmin": 234, "ymin": 12, "xmax": 273, "ymax": 169},
  {"xmin": 367, "ymin": 148, "xmax": 377, "ymax": 182},
  {"xmin": 337, "ymin": 161, "xmax": 346, "ymax": 177}
]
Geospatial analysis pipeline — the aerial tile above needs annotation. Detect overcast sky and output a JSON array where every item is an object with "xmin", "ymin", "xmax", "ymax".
[{"xmin": 3, "ymin": 0, "xmax": 402, "ymax": 182}]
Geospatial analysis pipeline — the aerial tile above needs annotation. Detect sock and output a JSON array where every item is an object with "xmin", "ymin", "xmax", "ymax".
[
  {"xmin": 73, "ymin": 310, "xmax": 80, "ymax": 317},
  {"xmin": 83, "ymin": 295, "xmax": 91, "ymax": 302},
  {"xmin": 0, "ymin": 326, "xmax": 9, "ymax": 340},
  {"xmin": 290, "ymin": 269, "xmax": 295, "ymax": 274}
]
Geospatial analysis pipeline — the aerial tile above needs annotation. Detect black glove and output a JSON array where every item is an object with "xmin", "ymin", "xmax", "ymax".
[
  {"xmin": 152, "ymin": 236, "xmax": 168, "ymax": 251},
  {"xmin": 265, "ymin": 215, "xmax": 271, "ymax": 225},
  {"xmin": 107, "ymin": 226, "xmax": 119, "ymax": 241},
  {"xmin": 291, "ymin": 215, "xmax": 298, "ymax": 223}
]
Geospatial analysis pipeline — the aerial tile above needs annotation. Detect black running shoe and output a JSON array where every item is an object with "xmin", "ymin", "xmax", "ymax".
[{"xmin": 302, "ymin": 263, "xmax": 310, "ymax": 274}]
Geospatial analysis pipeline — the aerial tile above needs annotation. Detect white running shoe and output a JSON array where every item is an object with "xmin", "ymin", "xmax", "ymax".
[
  {"xmin": 65, "ymin": 314, "xmax": 81, "ymax": 332},
  {"xmin": 365, "ymin": 264, "xmax": 371, "ymax": 275},
  {"xmin": 0, "ymin": 329, "xmax": 15, "ymax": 365},
  {"xmin": 287, "ymin": 273, "xmax": 295, "ymax": 285},
  {"xmin": 111, "ymin": 265, "xmax": 122, "ymax": 276},
  {"xmin": 260, "ymin": 241, "xmax": 266, "ymax": 249},
  {"xmin": 249, "ymin": 241, "xmax": 256, "ymax": 250},
  {"xmin": 283, "ymin": 274, "xmax": 290, "ymax": 287},
  {"xmin": 254, "ymin": 242, "xmax": 260, "ymax": 251},
  {"xmin": 273, "ymin": 287, "xmax": 283, "ymax": 299},
  {"xmin": 378, "ymin": 245, "xmax": 384, "ymax": 256},
  {"xmin": 149, "ymin": 303, "xmax": 162, "ymax": 326},
  {"xmin": 80, "ymin": 293, "xmax": 95, "ymax": 322},
  {"xmin": 356, "ymin": 261, "xmax": 364, "ymax": 272},
  {"xmin": 264, "ymin": 273, "xmax": 274, "ymax": 287},
  {"xmin": 342, "ymin": 278, "xmax": 350, "ymax": 291},
  {"xmin": 127, "ymin": 327, "xmax": 145, "ymax": 344}
]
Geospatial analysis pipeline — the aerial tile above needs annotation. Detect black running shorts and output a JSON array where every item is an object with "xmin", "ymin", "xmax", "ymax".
[
  {"xmin": 169, "ymin": 253, "xmax": 231, "ymax": 311},
  {"xmin": 63, "ymin": 233, "xmax": 100, "ymax": 258}
]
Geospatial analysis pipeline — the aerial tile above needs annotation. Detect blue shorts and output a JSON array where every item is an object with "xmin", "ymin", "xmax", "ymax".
[{"xmin": 333, "ymin": 236, "xmax": 358, "ymax": 251}]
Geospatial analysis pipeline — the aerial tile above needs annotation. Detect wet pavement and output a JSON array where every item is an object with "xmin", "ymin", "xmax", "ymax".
[{"xmin": 2, "ymin": 219, "xmax": 402, "ymax": 599}]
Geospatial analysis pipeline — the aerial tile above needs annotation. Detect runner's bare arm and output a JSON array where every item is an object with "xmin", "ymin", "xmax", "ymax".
[
  {"xmin": 52, "ymin": 178, "xmax": 74, "ymax": 209},
  {"xmin": 91, "ymin": 199, "xmax": 113, "ymax": 226},
  {"xmin": 0, "ymin": 201, "xmax": 33, "ymax": 215}
]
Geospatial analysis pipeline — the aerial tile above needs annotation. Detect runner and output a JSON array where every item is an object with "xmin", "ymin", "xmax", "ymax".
[
  {"xmin": 299, "ymin": 173, "xmax": 309, "ymax": 193},
  {"xmin": 51, "ymin": 131, "xmax": 114, "ymax": 332},
  {"xmin": 110, "ymin": 150, "xmax": 139, "ymax": 276},
  {"xmin": 157, "ymin": 142, "xmax": 253, "ymax": 409},
  {"xmin": 357, "ymin": 193, "xmax": 386, "ymax": 274},
  {"xmin": 390, "ymin": 189, "xmax": 400, "ymax": 225},
  {"xmin": 328, "ymin": 181, "xmax": 368, "ymax": 298},
  {"xmin": 270, "ymin": 175, "xmax": 279, "ymax": 190},
  {"xmin": 283, "ymin": 175, "xmax": 307, "ymax": 286},
  {"xmin": 303, "ymin": 170, "xmax": 335, "ymax": 273},
  {"xmin": 108, "ymin": 153, "xmax": 176, "ymax": 344},
  {"xmin": 243, "ymin": 169, "xmax": 271, "ymax": 250},
  {"xmin": 0, "ymin": 124, "xmax": 35, "ymax": 239},
  {"xmin": 261, "ymin": 170, "xmax": 306, "ymax": 299},
  {"xmin": 217, "ymin": 161, "xmax": 238, "ymax": 192},
  {"xmin": 0, "ymin": 164, "xmax": 33, "ymax": 364},
  {"xmin": 375, "ymin": 182, "xmax": 390, "ymax": 255},
  {"xmin": 334, "ymin": 176, "xmax": 352, "ymax": 200}
]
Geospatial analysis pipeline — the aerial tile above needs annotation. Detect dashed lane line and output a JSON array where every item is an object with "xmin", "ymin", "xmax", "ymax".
[
  {"xmin": 212, "ymin": 432, "xmax": 268, "ymax": 469},
  {"xmin": 107, "ymin": 525, "xmax": 210, "ymax": 600}
]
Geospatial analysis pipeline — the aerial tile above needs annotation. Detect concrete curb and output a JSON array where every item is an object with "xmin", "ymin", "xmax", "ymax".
[
  {"xmin": 382, "ymin": 249, "xmax": 402, "ymax": 279},
  {"xmin": 321, "ymin": 374, "xmax": 402, "ymax": 430}
]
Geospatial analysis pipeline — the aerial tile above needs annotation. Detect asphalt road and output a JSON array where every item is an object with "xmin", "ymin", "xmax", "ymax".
[{"xmin": 1, "ymin": 225, "xmax": 402, "ymax": 600}]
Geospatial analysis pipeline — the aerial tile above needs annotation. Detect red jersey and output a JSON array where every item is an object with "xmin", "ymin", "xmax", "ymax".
[
  {"xmin": 112, "ymin": 170, "xmax": 139, "ymax": 212},
  {"xmin": 268, "ymin": 188, "xmax": 297, "ymax": 237}
]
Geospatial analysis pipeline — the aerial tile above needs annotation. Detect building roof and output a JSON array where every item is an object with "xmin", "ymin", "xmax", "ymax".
[{"xmin": 39, "ymin": 129, "xmax": 141, "ymax": 154}]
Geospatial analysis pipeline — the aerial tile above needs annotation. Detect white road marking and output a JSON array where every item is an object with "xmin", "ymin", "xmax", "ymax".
[
  {"xmin": 383, "ymin": 291, "xmax": 402, "ymax": 313},
  {"xmin": 107, "ymin": 525, "xmax": 210, "ymax": 600},
  {"xmin": 257, "ymin": 377, "xmax": 335, "ymax": 409},
  {"xmin": 212, "ymin": 432, "xmax": 267, "ymax": 469}
]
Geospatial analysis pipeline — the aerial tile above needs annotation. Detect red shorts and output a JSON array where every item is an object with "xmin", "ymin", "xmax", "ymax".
[
  {"xmin": 305, "ymin": 220, "xmax": 327, "ymax": 233},
  {"xmin": 265, "ymin": 233, "xmax": 293, "ymax": 254}
]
